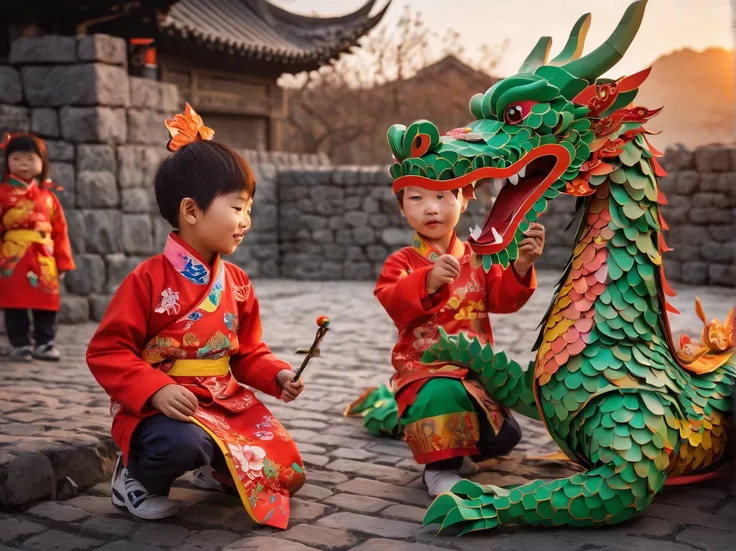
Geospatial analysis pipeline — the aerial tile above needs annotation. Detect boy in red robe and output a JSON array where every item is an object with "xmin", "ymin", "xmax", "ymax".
[
  {"xmin": 348, "ymin": 185, "xmax": 545, "ymax": 496},
  {"xmin": 87, "ymin": 105, "xmax": 305, "ymax": 528}
]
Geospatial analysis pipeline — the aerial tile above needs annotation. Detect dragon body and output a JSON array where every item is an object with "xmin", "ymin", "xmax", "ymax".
[{"xmin": 381, "ymin": 0, "xmax": 736, "ymax": 533}]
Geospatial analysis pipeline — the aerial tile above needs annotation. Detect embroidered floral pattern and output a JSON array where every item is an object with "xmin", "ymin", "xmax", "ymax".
[
  {"xmin": 229, "ymin": 443, "xmax": 266, "ymax": 474},
  {"xmin": 232, "ymin": 283, "xmax": 251, "ymax": 302},
  {"xmin": 196, "ymin": 409, "xmax": 232, "ymax": 432},
  {"xmin": 196, "ymin": 330, "xmax": 231, "ymax": 359},
  {"xmin": 223, "ymin": 312, "xmax": 237, "ymax": 331},
  {"xmin": 181, "ymin": 257, "xmax": 209, "ymax": 284},
  {"xmin": 163, "ymin": 234, "xmax": 210, "ymax": 285},
  {"xmin": 182, "ymin": 332, "xmax": 200, "ymax": 347},
  {"xmin": 155, "ymin": 288, "xmax": 181, "ymax": 315}
]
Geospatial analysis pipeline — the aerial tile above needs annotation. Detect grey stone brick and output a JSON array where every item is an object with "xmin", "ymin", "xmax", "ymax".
[
  {"xmin": 129, "ymin": 77, "xmax": 179, "ymax": 110},
  {"xmin": 10, "ymin": 36, "xmax": 77, "ymax": 64},
  {"xmin": 0, "ymin": 104, "xmax": 30, "ymax": 135},
  {"xmin": 84, "ymin": 210, "xmax": 122, "ymax": 253},
  {"xmin": 89, "ymin": 294, "xmax": 113, "ymax": 321},
  {"xmin": 27, "ymin": 501, "xmax": 90, "ymax": 522},
  {"xmin": 76, "ymin": 171, "xmax": 119, "ymax": 208},
  {"xmin": 317, "ymin": 511, "xmax": 419, "ymax": 538},
  {"xmin": 224, "ymin": 536, "xmax": 319, "ymax": 551},
  {"xmin": 22, "ymin": 64, "xmax": 129, "ymax": 107},
  {"xmin": 336, "ymin": 477, "xmax": 431, "ymax": 506},
  {"xmin": 122, "ymin": 214, "xmax": 154, "ymax": 255},
  {"xmin": 59, "ymin": 295, "xmax": 90, "ymax": 323},
  {"xmin": 77, "ymin": 35, "xmax": 127, "ymax": 65},
  {"xmin": 0, "ymin": 66, "xmax": 22, "ymax": 104},
  {"xmin": 131, "ymin": 524, "xmax": 190, "ymax": 548},
  {"xmin": 126, "ymin": 109, "xmax": 169, "ymax": 145},
  {"xmin": 77, "ymin": 144, "xmax": 116, "ymax": 173},
  {"xmin": 121, "ymin": 188, "xmax": 155, "ymax": 213},
  {"xmin": 695, "ymin": 144, "xmax": 731, "ymax": 172},
  {"xmin": 0, "ymin": 452, "xmax": 56, "ymax": 508},
  {"xmin": 60, "ymin": 106, "xmax": 126, "ymax": 144},
  {"xmin": 46, "ymin": 140, "xmax": 75, "ymax": 162},
  {"xmin": 50, "ymin": 162, "xmax": 76, "ymax": 210},
  {"xmin": 117, "ymin": 145, "xmax": 166, "ymax": 188},
  {"xmin": 80, "ymin": 516, "xmax": 138, "ymax": 538},
  {"xmin": 64, "ymin": 254, "xmax": 106, "ymax": 295},
  {"xmin": 31, "ymin": 108, "xmax": 60, "ymax": 137},
  {"xmin": 0, "ymin": 518, "xmax": 47, "ymax": 543},
  {"xmin": 277, "ymin": 524, "xmax": 358, "ymax": 550}
]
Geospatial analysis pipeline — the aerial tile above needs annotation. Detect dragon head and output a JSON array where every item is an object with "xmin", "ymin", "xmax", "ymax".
[{"xmin": 387, "ymin": 0, "xmax": 655, "ymax": 269}]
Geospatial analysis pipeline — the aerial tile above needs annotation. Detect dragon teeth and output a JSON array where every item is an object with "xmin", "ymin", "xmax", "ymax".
[
  {"xmin": 491, "ymin": 226, "xmax": 503, "ymax": 244},
  {"xmin": 508, "ymin": 174, "xmax": 519, "ymax": 185},
  {"xmin": 492, "ymin": 178, "xmax": 503, "ymax": 191},
  {"xmin": 469, "ymin": 225, "xmax": 482, "ymax": 240},
  {"xmin": 519, "ymin": 166, "xmax": 527, "ymax": 178}
]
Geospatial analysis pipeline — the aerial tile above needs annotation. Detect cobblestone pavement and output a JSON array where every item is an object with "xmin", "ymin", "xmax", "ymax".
[{"xmin": 1, "ymin": 273, "xmax": 734, "ymax": 550}]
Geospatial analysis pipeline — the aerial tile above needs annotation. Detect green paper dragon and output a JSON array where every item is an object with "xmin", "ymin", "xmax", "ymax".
[{"xmin": 381, "ymin": 0, "xmax": 736, "ymax": 534}]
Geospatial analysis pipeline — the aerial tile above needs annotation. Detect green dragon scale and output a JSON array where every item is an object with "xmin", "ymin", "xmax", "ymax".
[{"xmin": 382, "ymin": 0, "xmax": 736, "ymax": 534}]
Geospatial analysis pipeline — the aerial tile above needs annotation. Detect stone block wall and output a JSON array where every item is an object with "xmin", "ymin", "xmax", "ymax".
[
  {"xmin": 658, "ymin": 145, "xmax": 736, "ymax": 287},
  {"xmin": 277, "ymin": 166, "xmax": 577, "ymax": 281}
]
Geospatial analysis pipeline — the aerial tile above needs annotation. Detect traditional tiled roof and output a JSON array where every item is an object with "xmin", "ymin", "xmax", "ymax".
[{"xmin": 158, "ymin": 0, "xmax": 390, "ymax": 70}]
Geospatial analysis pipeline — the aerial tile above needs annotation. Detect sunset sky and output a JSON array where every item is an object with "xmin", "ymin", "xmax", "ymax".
[{"xmin": 274, "ymin": 0, "xmax": 733, "ymax": 78}]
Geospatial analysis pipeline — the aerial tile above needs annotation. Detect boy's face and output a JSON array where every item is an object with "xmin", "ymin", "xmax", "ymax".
[
  {"xmin": 400, "ymin": 186, "xmax": 467, "ymax": 241},
  {"xmin": 196, "ymin": 189, "xmax": 253, "ymax": 256},
  {"xmin": 8, "ymin": 151, "xmax": 43, "ymax": 182}
]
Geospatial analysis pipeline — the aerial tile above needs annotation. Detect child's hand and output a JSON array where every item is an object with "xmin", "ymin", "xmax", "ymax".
[
  {"xmin": 277, "ymin": 369, "xmax": 305, "ymax": 403},
  {"xmin": 514, "ymin": 222, "xmax": 545, "ymax": 276},
  {"xmin": 427, "ymin": 254, "xmax": 460, "ymax": 294},
  {"xmin": 150, "ymin": 384, "xmax": 198, "ymax": 422}
]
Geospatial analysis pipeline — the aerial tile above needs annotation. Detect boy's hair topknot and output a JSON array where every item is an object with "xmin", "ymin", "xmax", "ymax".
[
  {"xmin": 154, "ymin": 140, "xmax": 256, "ymax": 228},
  {"xmin": 2, "ymin": 133, "xmax": 49, "ymax": 182}
]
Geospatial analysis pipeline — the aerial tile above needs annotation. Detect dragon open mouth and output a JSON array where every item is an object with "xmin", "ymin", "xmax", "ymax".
[
  {"xmin": 392, "ymin": 143, "xmax": 572, "ymax": 256},
  {"xmin": 469, "ymin": 154, "xmax": 559, "ymax": 254}
]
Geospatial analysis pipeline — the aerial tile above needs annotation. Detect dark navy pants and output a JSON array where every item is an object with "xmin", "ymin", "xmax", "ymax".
[
  {"xmin": 127, "ymin": 414, "xmax": 227, "ymax": 495},
  {"xmin": 4, "ymin": 308, "xmax": 57, "ymax": 347}
]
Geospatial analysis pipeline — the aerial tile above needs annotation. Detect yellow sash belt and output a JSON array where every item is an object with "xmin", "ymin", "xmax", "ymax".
[
  {"xmin": 168, "ymin": 357, "xmax": 230, "ymax": 377},
  {"xmin": 3, "ymin": 229, "xmax": 52, "ymax": 246}
]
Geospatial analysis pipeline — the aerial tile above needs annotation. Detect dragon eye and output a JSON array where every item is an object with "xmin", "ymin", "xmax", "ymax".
[{"xmin": 503, "ymin": 100, "xmax": 537, "ymax": 125}]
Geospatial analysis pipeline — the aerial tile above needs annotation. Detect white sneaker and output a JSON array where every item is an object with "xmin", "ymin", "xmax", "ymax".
[
  {"xmin": 111, "ymin": 454, "xmax": 178, "ymax": 520},
  {"xmin": 33, "ymin": 343, "xmax": 60, "ymax": 361},
  {"xmin": 423, "ymin": 468, "xmax": 463, "ymax": 497},
  {"xmin": 9, "ymin": 345, "xmax": 33, "ymax": 362},
  {"xmin": 458, "ymin": 456, "xmax": 479, "ymax": 476},
  {"xmin": 191, "ymin": 466, "xmax": 225, "ymax": 492}
]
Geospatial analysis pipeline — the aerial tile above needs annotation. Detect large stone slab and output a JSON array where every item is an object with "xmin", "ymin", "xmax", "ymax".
[
  {"xmin": 129, "ymin": 77, "xmax": 179, "ymax": 111},
  {"xmin": 0, "ymin": 104, "xmax": 30, "ymax": 135},
  {"xmin": 9, "ymin": 36, "xmax": 77, "ymax": 64},
  {"xmin": 0, "ymin": 67, "xmax": 22, "ymax": 104},
  {"xmin": 77, "ymin": 144, "xmax": 117, "ymax": 173},
  {"xmin": 77, "ymin": 35, "xmax": 127, "ymax": 66},
  {"xmin": 126, "ymin": 109, "xmax": 169, "ymax": 145},
  {"xmin": 60, "ymin": 106, "xmax": 126, "ymax": 144},
  {"xmin": 76, "ymin": 171, "xmax": 119, "ymax": 208},
  {"xmin": 30, "ymin": 108, "xmax": 60, "ymax": 137},
  {"xmin": 22, "ymin": 64, "xmax": 129, "ymax": 107},
  {"xmin": 117, "ymin": 145, "xmax": 167, "ymax": 188}
]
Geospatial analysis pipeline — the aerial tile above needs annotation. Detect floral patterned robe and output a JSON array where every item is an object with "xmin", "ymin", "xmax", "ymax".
[
  {"xmin": 87, "ymin": 233, "xmax": 304, "ymax": 529},
  {"xmin": 0, "ymin": 174, "xmax": 74, "ymax": 310},
  {"xmin": 375, "ymin": 232, "xmax": 536, "ymax": 456}
]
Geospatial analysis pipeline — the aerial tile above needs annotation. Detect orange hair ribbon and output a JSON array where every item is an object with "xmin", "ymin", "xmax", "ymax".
[{"xmin": 164, "ymin": 103, "xmax": 215, "ymax": 152}]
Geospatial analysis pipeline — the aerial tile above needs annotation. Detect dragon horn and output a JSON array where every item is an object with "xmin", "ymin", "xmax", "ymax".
[
  {"xmin": 519, "ymin": 36, "xmax": 552, "ymax": 74},
  {"xmin": 562, "ymin": 0, "xmax": 648, "ymax": 82},
  {"xmin": 549, "ymin": 13, "xmax": 592, "ymax": 66}
]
